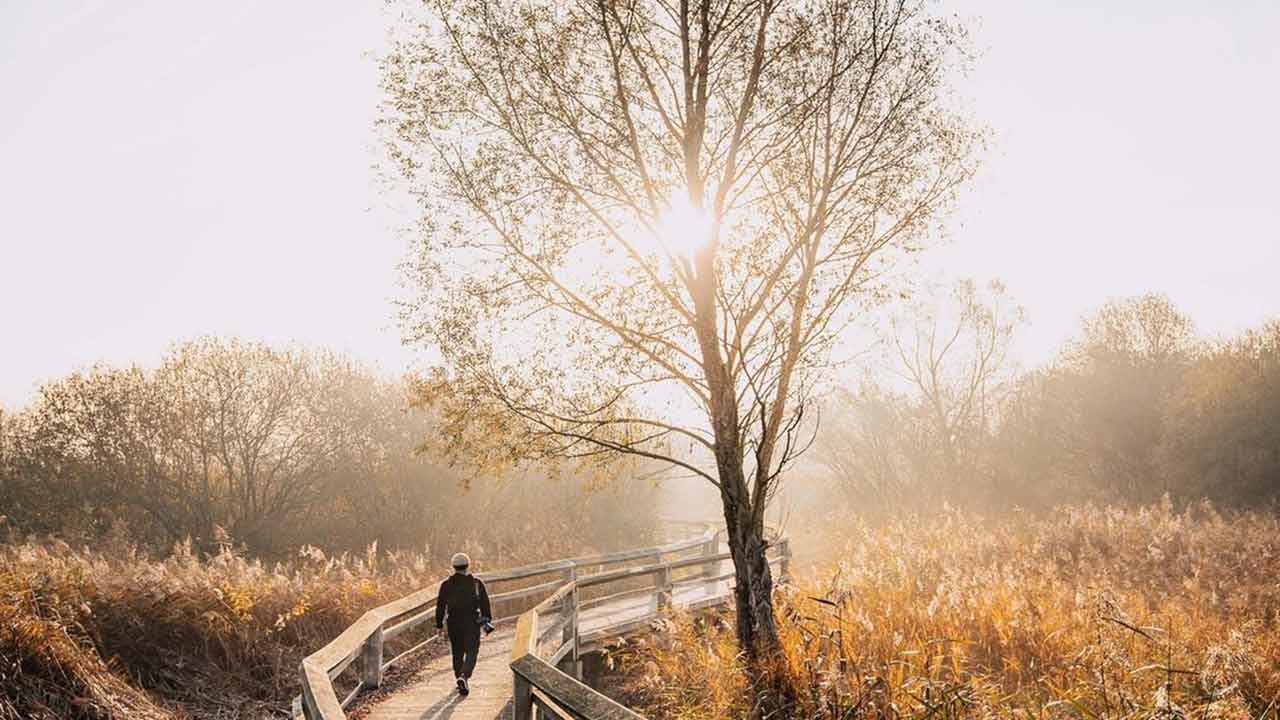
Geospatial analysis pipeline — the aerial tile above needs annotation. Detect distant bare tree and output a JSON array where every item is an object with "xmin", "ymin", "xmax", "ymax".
[
  {"xmin": 6, "ymin": 340, "xmax": 353, "ymax": 551},
  {"xmin": 384, "ymin": 0, "xmax": 978, "ymax": 656},
  {"xmin": 888, "ymin": 279, "xmax": 1025, "ymax": 491},
  {"xmin": 4, "ymin": 340, "xmax": 665, "ymax": 557},
  {"xmin": 1072, "ymin": 293, "xmax": 1197, "ymax": 369},
  {"xmin": 152, "ymin": 339, "xmax": 351, "ymax": 550},
  {"xmin": 812, "ymin": 294, "xmax": 1279, "ymax": 512},
  {"xmin": 980, "ymin": 293, "xmax": 1198, "ymax": 504},
  {"xmin": 811, "ymin": 383, "xmax": 915, "ymax": 506},
  {"xmin": 6, "ymin": 366, "xmax": 156, "ymax": 540}
]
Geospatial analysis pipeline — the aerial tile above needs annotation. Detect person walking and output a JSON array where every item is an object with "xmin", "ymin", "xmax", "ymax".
[{"xmin": 434, "ymin": 552, "xmax": 492, "ymax": 696}]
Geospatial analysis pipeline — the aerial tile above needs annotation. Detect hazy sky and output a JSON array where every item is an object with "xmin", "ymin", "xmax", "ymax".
[{"xmin": 2, "ymin": 1, "xmax": 1277, "ymax": 409}]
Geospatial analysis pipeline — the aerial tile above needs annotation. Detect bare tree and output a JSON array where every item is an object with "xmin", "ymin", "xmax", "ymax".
[
  {"xmin": 151, "ymin": 339, "xmax": 344, "ymax": 550},
  {"xmin": 888, "ymin": 279, "xmax": 1024, "ymax": 490},
  {"xmin": 810, "ymin": 383, "xmax": 915, "ymax": 507},
  {"xmin": 7, "ymin": 340, "xmax": 357, "ymax": 552},
  {"xmin": 384, "ymin": 0, "xmax": 978, "ymax": 655}
]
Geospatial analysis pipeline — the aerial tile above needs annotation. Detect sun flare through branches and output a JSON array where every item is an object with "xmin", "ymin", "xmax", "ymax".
[{"xmin": 657, "ymin": 191, "xmax": 714, "ymax": 258}]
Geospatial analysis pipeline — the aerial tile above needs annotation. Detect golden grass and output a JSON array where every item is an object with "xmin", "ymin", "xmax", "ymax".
[
  {"xmin": 0, "ymin": 528, "xmax": 634, "ymax": 720},
  {"xmin": 611, "ymin": 501, "xmax": 1280, "ymax": 719}
]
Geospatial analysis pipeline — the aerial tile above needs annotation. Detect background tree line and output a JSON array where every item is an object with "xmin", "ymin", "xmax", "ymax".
[
  {"xmin": 812, "ymin": 286, "xmax": 1280, "ymax": 511},
  {"xmin": 0, "ymin": 338, "xmax": 660, "ymax": 557}
]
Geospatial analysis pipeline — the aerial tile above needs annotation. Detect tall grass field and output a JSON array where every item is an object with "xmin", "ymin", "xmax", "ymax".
[{"xmin": 606, "ymin": 501, "xmax": 1280, "ymax": 719}]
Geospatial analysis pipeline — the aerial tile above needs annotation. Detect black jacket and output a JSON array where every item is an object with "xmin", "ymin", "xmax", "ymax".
[{"xmin": 435, "ymin": 572, "xmax": 491, "ymax": 627}]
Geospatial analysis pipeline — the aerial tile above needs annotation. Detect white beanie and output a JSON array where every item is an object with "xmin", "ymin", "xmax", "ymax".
[{"xmin": 451, "ymin": 552, "xmax": 471, "ymax": 569}]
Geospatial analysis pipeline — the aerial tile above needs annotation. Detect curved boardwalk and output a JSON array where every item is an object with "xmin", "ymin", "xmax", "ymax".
[{"xmin": 361, "ymin": 565, "xmax": 732, "ymax": 720}]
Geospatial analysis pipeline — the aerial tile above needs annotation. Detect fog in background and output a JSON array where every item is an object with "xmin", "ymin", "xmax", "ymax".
[{"xmin": 2, "ymin": 0, "xmax": 1277, "ymax": 411}]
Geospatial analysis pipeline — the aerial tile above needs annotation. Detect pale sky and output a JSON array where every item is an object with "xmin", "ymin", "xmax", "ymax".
[{"xmin": 2, "ymin": 1, "xmax": 1277, "ymax": 409}]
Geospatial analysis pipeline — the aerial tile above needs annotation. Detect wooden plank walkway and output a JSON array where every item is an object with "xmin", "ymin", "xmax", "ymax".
[
  {"xmin": 361, "ymin": 627, "xmax": 518, "ymax": 720},
  {"xmin": 362, "ymin": 568, "xmax": 732, "ymax": 720}
]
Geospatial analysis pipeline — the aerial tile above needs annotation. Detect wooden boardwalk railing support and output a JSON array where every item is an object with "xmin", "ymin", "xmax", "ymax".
[
  {"xmin": 563, "ymin": 580, "xmax": 581, "ymax": 679},
  {"xmin": 300, "ymin": 671, "xmax": 321, "ymax": 719},
  {"xmin": 361, "ymin": 627, "xmax": 384, "ymax": 689},
  {"xmin": 512, "ymin": 654, "xmax": 645, "ymax": 720},
  {"xmin": 513, "ymin": 672, "xmax": 535, "ymax": 720},
  {"xmin": 701, "ymin": 535, "xmax": 719, "ymax": 579},
  {"xmin": 656, "ymin": 565, "xmax": 673, "ymax": 611},
  {"xmin": 508, "ymin": 529, "xmax": 786, "ymax": 720}
]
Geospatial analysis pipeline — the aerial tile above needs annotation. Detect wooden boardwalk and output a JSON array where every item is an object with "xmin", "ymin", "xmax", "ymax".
[
  {"xmin": 292, "ymin": 525, "xmax": 794, "ymax": 720},
  {"xmin": 361, "ymin": 570, "xmax": 732, "ymax": 720},
  {"xmin": 361, "ymin": 627, "xmax": 518, "ymax": 720}
]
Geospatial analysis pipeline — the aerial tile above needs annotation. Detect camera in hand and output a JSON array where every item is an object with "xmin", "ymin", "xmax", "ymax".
[{"xmin": 478, "ymin": 616, "xmax": 496, "ymax": 635}]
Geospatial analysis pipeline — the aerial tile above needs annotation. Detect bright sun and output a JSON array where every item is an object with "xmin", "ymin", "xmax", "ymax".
[
  {"xmin": 654, "ymin": 191, "xmax": 713, "ymax": 256},
  {"xmin": 614, "ymin": 189, "xmax": 714, "ymax": 262}
]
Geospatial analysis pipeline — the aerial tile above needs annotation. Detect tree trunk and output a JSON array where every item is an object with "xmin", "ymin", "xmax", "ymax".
[
  {"xmin": 720, "ymin": 483, "xmax": 779, "ymax": 658},
  {"xmin": 687, "ymin": 219, "xmax": 780, "ymax": 659},
  {"xmin": 721, "ymin": 482, "xmax": 792, "ymax": 718}
]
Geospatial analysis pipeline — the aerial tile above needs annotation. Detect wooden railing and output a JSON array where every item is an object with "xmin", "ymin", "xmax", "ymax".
[
  {"xmin": 508, "ymin": 533, "xmax": 791, "ymax": 720},
  {"xmin": 294, "ymin": 525, "xmax": 759, "ymax": 720}
]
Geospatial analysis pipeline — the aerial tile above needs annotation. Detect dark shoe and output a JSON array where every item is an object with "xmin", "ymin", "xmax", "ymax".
[{"xmin": 457, "ymin": 677, "xmax": 469, "ymax": 696}]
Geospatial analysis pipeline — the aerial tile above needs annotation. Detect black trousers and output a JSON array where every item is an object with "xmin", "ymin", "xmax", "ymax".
[{"xmin": 447, "ymin": 620, "xmax": 481, "ymax": 679}]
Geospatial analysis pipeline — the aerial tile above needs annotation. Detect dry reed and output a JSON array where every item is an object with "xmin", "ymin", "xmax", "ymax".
[
  {"xmin": 0, "ymin": 525, "xmax": 628, "ymax": 720},
  {"xmin": 609, "ymin": 500, "xmax": 1280, "ymax": 719}
]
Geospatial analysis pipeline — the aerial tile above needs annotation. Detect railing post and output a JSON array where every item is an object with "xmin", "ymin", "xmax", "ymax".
[
  {"xmin": 561, "ymin": 577, "xmax": 575, "ymax": 650},
  {"xmin": 554, "ymin": 565, "xmax": 582, "ymax": 679},
  {"xmin": 702, "ymin": 535, "xmax": 719, "ymax": 581},
  {"xmin": 656, "ymin": 564, "xmax": 673, "ymax": 611},
  {"xmin": 300, "ymin": 663, "xmax": 320, "ymax": 719},
  {"xmin": 361, "ymin": 625, "xmax": 384, "ymax": 689},
  {"xmin": 566, "ymin": 565, "xmax": 577, "ymax": 635},
  {"xmin": 561, "ymin": 586, "xmax": 574, "ymax": 646},
  {"xmin": 513, "ymin": 671, "xmax": 534, "ymax": 720},
  {"xmin": 564, "ymin": 580, "xmax": 582, "ymax": 679}
]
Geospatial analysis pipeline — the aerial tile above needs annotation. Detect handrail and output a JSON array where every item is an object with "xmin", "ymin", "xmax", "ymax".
[
  {"xmin": 294, "ymin": 526, "xmax": 721, "ymax": 720},
  {"xmin": 508, "ymin": 531, "xmax": 791, "ymax": 720}
]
